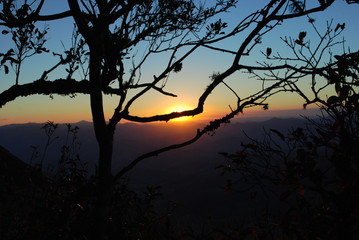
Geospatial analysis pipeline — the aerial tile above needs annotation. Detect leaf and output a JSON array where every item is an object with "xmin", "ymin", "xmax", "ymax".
[
  {"xmin": 266, "ymin": 47, "xmax": 272, "ymax": 57},
  {"xmin": 335, "ymin": 23, "xmax": 341, "ymax": 32},
  {"xmin": 334, "ymin": 55, "xmax": 343, "ymax": 60},
  {"xmin": 295, "ymin": 39, "xmax": 303, "ymax": 46},
  {"xmin": 318, "ymin": 0, "xmax": 325, "ymax": 6},
  {"xmin": 341, "ymin": 23, "xmax": 345, "ymax": 30},
  {"xmin": 335, "ymin": 23, "xmax": 345, "ymax": 31},
  {"xmin": 290, "ymin": 0, "xmax": 304, "ymax": 13},
  {"xmin": 242, "ymin": 143, "xmax": 257, "ymax": 150},
  {"xmin": 173, "ymin": 62, "xmax": 182, "ymax": 73},
  {"xmin": 270, "ymin": 128, "xmax": 285, "ymax": 141},
  {"xmin": 335, "ymin": 82, "xmax": 341, "ymax": 94},
  {"xmin": 339, "ymin": 85, "xmax": 351, "ymax": 99},
  {"xmin": 292, "ymin": 128, "xmax": 304, "ymax": 138},
  {"xmin": 4, "ymin": 65, "xmax": 9, "ymax": 74},
  {"xmin": 327, "ymin": 69, "xmax": 340, "ymax": 84},
  {"xmin": 298, "ymin": 31, "xmax": 306, "ymax": 41},
  {"xmin": 327, "ymin": 95, "xmax": 339, "ymax": 106}
]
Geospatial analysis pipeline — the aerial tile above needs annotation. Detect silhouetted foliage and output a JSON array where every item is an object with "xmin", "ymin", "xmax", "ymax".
[
  {"xmin": 0, "ymin": 123, "xmax": 178, "ymax": 240},
  {"xmin": 1, "ymin": 1, "xmax": 358, "ymax": 239},
  {"xmin": 218, "ymin": 51, "xmax": 359, "ymax": 239}
]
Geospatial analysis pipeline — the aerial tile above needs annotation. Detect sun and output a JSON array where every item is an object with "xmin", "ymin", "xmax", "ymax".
[{"xmin": 167, "ymin": 105, "xmax": 193, "ymax": 122}]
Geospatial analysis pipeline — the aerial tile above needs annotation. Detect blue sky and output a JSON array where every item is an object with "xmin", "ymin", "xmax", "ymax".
[{"xmin": 0, "ymin": 0, "xmax": 358, "ymax": 125}]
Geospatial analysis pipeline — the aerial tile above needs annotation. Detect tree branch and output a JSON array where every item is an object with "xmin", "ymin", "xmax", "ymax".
[
  {"xmin": 36, "ymin": 11, "xmax": 73, "ymax": 21},
  {"xmin": 273, "ymin": 2, "xmax": 334, "ymax": 21},
  {"xmin": 129, "ymin": 84, "xmax": 177, "ymax": 97},
  {"xmin": 114, "ymin": 74, "xmax": 292, "ymax": 180},
  {"xmin": 123, "ymin": 108, "xmax": 202, "ymax": 123},
  {"xmin": 0, "ymin": 79, "xmax": 90, "ymax": 108},
  {"xmin": 114, "ymin": 106, "xmax": 241, "ymax": 180}
]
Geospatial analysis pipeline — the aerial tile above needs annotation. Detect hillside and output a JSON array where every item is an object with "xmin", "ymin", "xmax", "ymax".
[{"xmin": 0, "ymin": 117, "xmax": 307, "ymax": 222}]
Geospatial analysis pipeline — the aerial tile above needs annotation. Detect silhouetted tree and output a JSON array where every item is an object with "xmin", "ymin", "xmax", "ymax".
[
  {"xmin": 1, "ymin": 0, "xmax": 357, "ymax": 239},
  {"xmin": 218, "ymin": 49, "xmax": 359, "ymax": 239}
]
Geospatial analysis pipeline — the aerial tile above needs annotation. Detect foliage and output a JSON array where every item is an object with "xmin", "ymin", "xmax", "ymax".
[
  {"xmin": 0, "ymin": 122, "xmax": 175, "ymax": 240},
  {"xmin": 218, "ymin": 50, "xmax": 359, "ymax": 239},
  {"xmin": 0, "ymin": 2, "xmax": 48, "ymax": 84},
  {"xmin": 1, "ymin": 1, "xmax": 358, "ymax": 239}
]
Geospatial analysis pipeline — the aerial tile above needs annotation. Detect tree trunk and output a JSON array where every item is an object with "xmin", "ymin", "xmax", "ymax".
[
  {"xmin": 95, "ymin": 133, "xmax": 114, "ymax": 240},
  {"xmin": 88, "ymin": 42, "xmax": 115, "ymax": 240}
]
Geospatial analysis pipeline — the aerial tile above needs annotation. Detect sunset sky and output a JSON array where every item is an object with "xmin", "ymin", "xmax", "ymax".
[{"xmin": 1, "ymin": 1, "xmax": 359, "ymax": 125}]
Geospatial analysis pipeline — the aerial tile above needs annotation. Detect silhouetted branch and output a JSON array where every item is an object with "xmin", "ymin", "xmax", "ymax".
[
  {"xmin": 0, "ymin": 79, "xmax": 90, "ymax": 107},
  {"xmin": 202, "ymin": 44, "xmax": 238, "ymax": 55},
  {"xmin": 116, "ymin": 43, "xmax": 203, "ymax": 125},
  {"xmin": 129, "ymin": 84, "xmax": 177, "ymax": 97},
  {"xmin": 36, "ymin": 11, "xmax": 72, "ymax": 21},
  {"xmin": 0, "ymin": 79, "xmax": 180, "ymax": 108},
  {"xmin": 114, "ymin": 106, "xmax": 241, "ymax": 180},
  {"xmin": 123, "ymin": 108, "xmax": 202, "ymax": 123},
  {"xmin": 273, "ymin": 1, "xmax": 334, "ymax": 21},
  {"xmin": 236, "ymin": 63, "xmax": 323, "ymax": 74},
  {"xmin": 0, "ymin": 2, "xmax": 72, "ymax": 28},
  {"xmin": 116, "ymin": 76, "xmax": 289, "ymax": 179}
]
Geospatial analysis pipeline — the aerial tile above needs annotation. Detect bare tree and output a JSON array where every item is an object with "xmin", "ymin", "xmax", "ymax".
[{"xmin": 1, "ymin": 0, "xmax": 356, "ymax": 239}]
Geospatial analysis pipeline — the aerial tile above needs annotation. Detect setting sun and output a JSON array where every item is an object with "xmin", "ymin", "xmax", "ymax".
[{"xmin": 166, "ymin": 105, "xmax": 193, "ymax": 122}]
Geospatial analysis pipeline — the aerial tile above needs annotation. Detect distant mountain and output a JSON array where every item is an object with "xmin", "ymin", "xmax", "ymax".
[{"xmin": 0, "ymin": 117, "xmax": 308, "ymax": 222}]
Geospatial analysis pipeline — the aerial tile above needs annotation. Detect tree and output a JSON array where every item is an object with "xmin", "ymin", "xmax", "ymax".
[
  {"xmin": 0, "ymin": 0, "xmax": 357, "ymax": 239},
  {"xmin": 219, "ymin": 89, "xmax": 359, "ymax": 239},
  {"xmin": 217, "ymin": 25, "xmax": 359, "ymax": 240}
]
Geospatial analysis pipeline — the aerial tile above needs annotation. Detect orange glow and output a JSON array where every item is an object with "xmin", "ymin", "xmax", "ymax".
[{"xmin": 166, "ymin": 105, "xmax": 193, "ymax": 122}]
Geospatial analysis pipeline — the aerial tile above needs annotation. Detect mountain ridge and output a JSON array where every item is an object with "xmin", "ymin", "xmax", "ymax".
[{"xmin": 0, "ymin": 116, "xmax": 308, "ymax": 221}]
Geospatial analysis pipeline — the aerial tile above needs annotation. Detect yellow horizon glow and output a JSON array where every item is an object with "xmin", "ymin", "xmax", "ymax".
[
  {"xmin": 166, "ymin": 104, "xmax": 194, "ymax": 122},
  {"xmin": 0, "ymin": 92, "xmax": 322, "ymax": 127}
]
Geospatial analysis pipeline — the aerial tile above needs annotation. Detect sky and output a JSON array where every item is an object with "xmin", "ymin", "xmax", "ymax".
[{"xmin": 0, "ymin": 0, "xmax": 359, "ymax": 126}]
